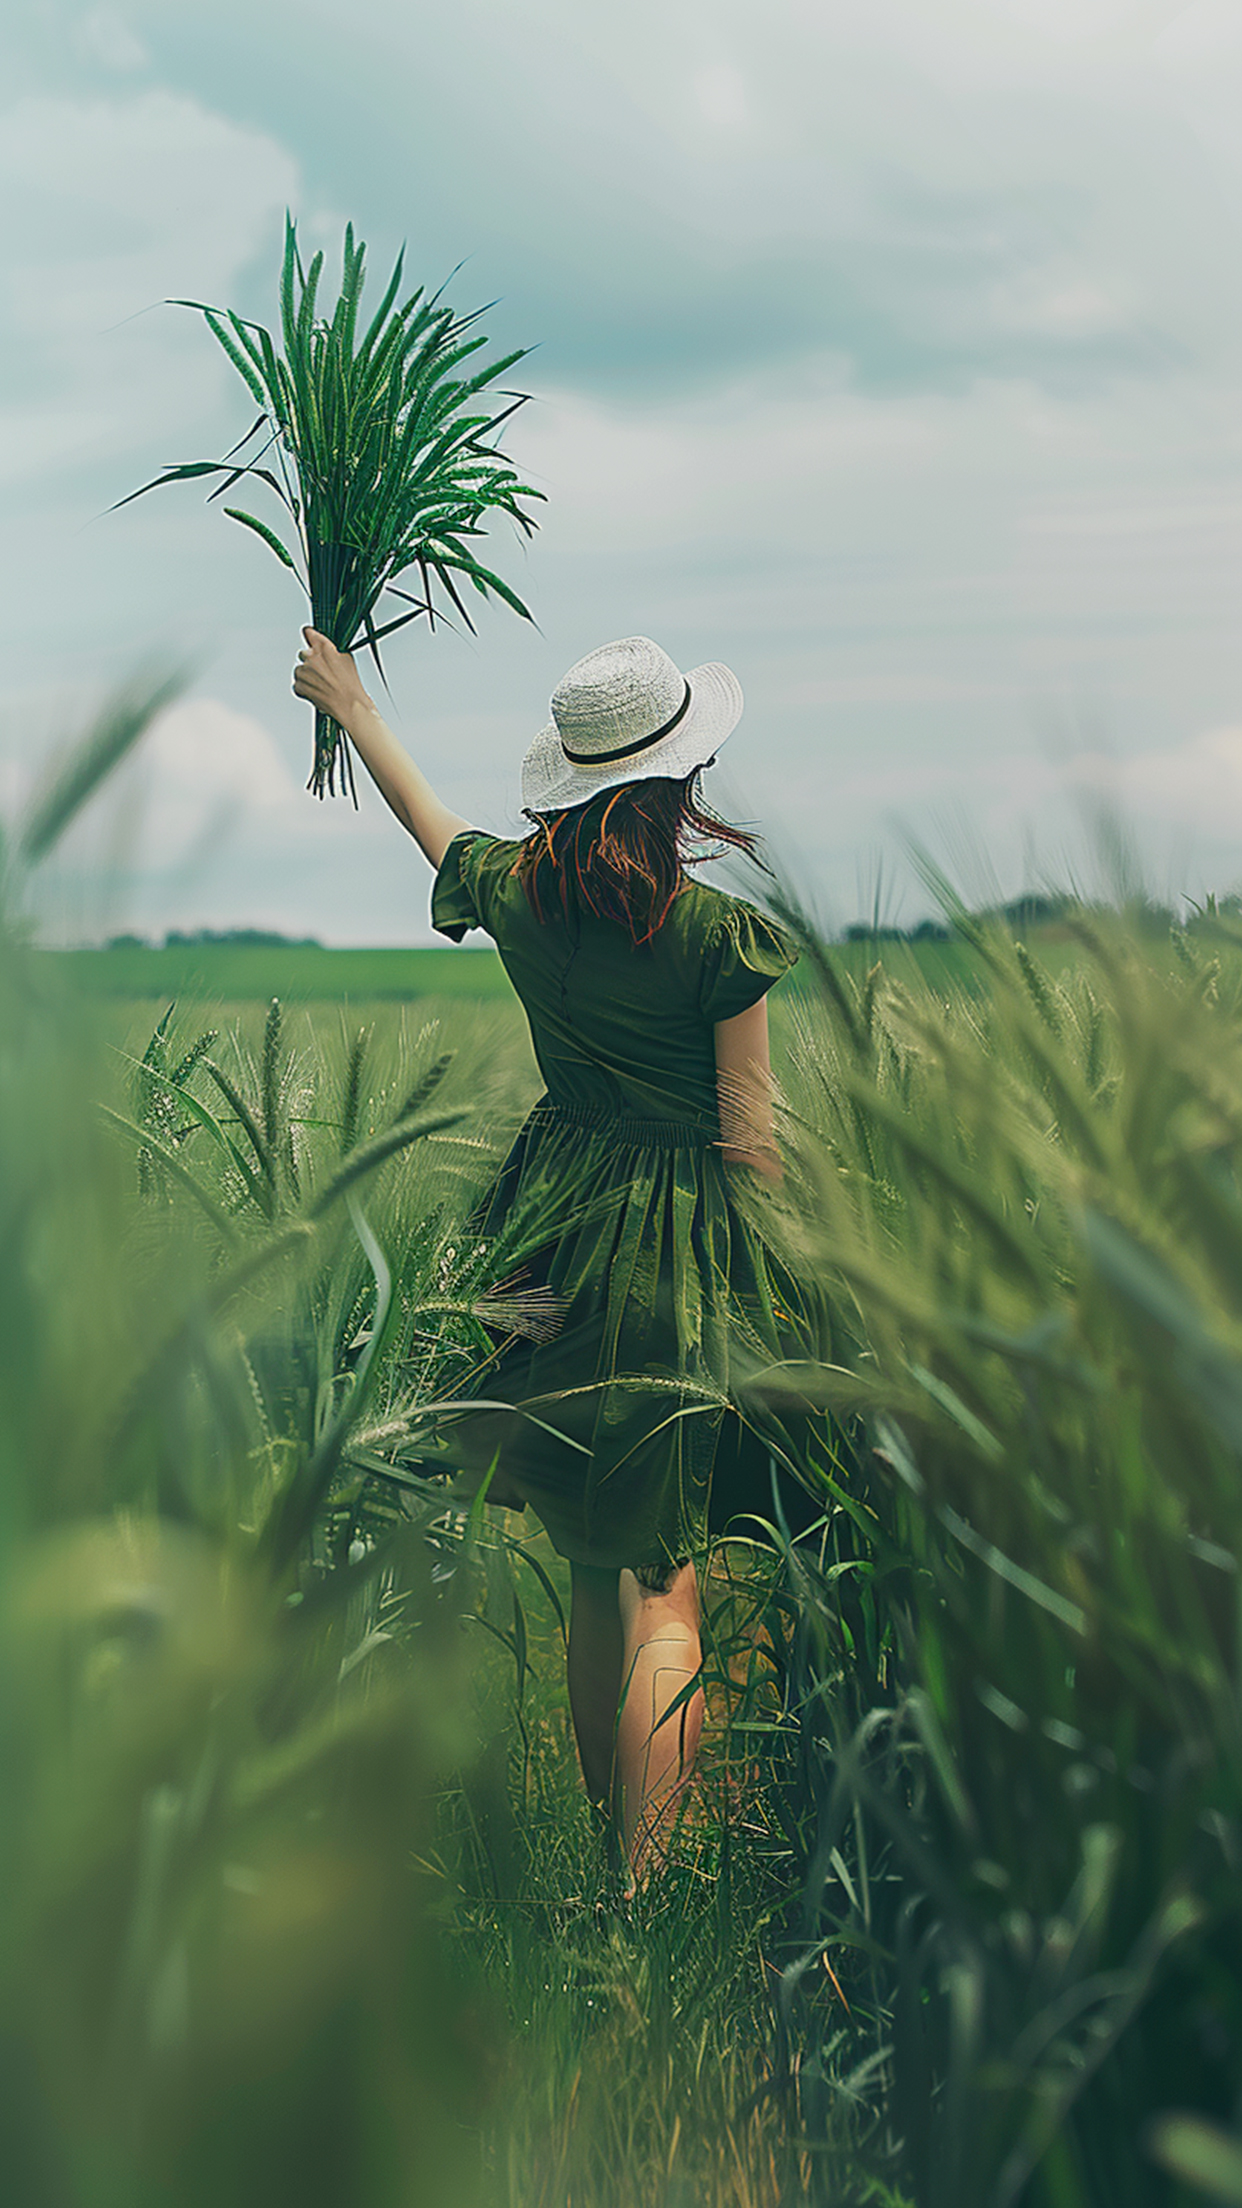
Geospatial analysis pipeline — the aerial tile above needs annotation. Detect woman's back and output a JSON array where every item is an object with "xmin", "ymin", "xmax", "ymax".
[{"xmin": 433, "ymin": 830, "xmax": 796, "ymax": 1127}]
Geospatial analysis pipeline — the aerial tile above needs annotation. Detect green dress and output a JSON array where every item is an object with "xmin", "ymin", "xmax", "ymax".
[{"xmin": 431, "ymin": 829, "xmax": 818, "ymax": 1576}]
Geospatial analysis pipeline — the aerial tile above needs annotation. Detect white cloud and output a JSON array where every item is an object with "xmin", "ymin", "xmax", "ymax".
[
  {"xmin": 129, "ymin": 697, "xmax": 302, "ymax": 848},
  {"xmin": 1155, "ymin": 4, "xmax": 1242, "ymax": 232},
  {"xmin": 76, "ymin": 7, "xmax": 150, "ymax": 72},
  {"xmin": 975, "ymin": 0, "xmax": 1189, "ymax": 47},
  {"xmin": 13, "ymin": 690, "xmax": 412, "ymax": 946},
  {"xmin": 0, "ymin": 90, "xmax": 299, "ymax": 494},
  {"xmin": 992, "ymin": 272, "xmax": 1130, "ymax": 338},
  {"xmin": 518, "ymin": 369, "xmax": 944, "ymax": 556},
  {"xmin": 520, "ymin": 356, "xmax": 1242, "ymax": 621},
  {"xmin": 1071, "ymin": 724, "xmax": 1242, "ymax": 830},
  {"xmin": 0, "ymin": 90, "xmax": 297, "ymax": 338},
  {"xmin": 99, "ymin": 696, "xmax": 398, "ymax": 870},
  {"xmin": 5, "ymin": 692, "xmax": 367, "ymax": 866},
  {"xmin": 691, "ymin": 61, "xmax": 750, "ymax": 131},
  {"xmin": 755, "ymin": 723, "xmax": 1242, "ymax": 918}
]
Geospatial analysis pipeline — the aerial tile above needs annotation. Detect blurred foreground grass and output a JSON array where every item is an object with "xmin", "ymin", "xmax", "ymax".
[{"xmin": 11, "ymin": 679, "xmax": 1242, "ymax": 2205}]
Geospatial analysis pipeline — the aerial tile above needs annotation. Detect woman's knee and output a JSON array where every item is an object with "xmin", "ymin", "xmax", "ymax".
[{"xmin": 619, "ymin": 1560, "xmax": 700, "ymax": 1639}]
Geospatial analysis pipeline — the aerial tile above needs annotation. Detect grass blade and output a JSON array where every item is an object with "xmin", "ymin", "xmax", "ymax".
[{"xmin": 20, "ymin": 668, "xmax": 186, "ymax": 863}]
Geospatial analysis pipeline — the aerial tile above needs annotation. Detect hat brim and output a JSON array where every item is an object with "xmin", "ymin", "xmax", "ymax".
[{"xmin": 520, "ymin": 660, "xmax": 743, "ymax": 816}]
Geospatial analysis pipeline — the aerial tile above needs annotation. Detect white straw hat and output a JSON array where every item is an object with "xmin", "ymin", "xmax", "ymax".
[{"xmin": 520, "ymin": 636, "xmax": 743, "ymax": 815}]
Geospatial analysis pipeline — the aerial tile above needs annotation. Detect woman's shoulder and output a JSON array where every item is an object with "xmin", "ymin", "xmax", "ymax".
[
  {"xmin": 431, "ymin": 830, "xmax": 524, "ymax": 942},
  {"xmin": 667, "ymin": 874, "xmax": 793, "ymax": 948},
  {"xmin": 662, "ymin": 876, "xmax": 801, "ymax": 1019},
  {"xmin": 448, "ymin": 829, "xmax": 524, "ymax": 869}
]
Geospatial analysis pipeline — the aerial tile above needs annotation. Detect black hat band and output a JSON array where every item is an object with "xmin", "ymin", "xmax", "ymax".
[{"xmin": 559, "ymin": 680, "xmax": 692, "ymax": 766}]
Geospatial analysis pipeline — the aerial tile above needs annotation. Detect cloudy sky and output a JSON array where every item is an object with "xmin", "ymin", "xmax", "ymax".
[{"xmin": 5, "ymin": 0, "xmax": 1242, "ymax": 941}]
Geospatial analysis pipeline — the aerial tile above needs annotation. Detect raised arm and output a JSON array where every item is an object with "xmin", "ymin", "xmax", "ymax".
[
  {"xmin": 714, "ymin": 995, "xmax": 781, "ymax": 1182},
  {"xmin": 292, "ymin": 628, "xmax": 473, "ymax": 867}
]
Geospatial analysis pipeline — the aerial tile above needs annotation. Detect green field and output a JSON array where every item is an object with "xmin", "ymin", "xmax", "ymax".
[
  {"xmin": 44, "ymin": 941, "xmax": 515, "ymax": 1002},
  {"xmin": 41, "ymin": 930, "xmax": 983, "ymax": 1006}
]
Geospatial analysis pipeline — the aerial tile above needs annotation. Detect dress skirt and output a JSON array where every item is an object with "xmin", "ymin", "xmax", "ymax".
[{"xmin": 432, "ymin": 1097, "xmax": 836, "ymax": 1575}]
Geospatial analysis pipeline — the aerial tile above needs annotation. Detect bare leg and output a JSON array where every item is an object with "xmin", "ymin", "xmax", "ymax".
[
  {"xmin": 616, "ymin": 1562, "xmax": 704, "ymax": 1882},
  {"xmin": 567, "ymin": 1563, "xmax": 624, "ymax": 1809}
]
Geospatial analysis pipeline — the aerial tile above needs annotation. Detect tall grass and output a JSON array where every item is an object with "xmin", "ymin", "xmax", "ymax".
[
  {"xmin": 0, "ymin": 697, "xmax": 524, "ymax": 2206},
  {"xmin": 761, "ymin": 896, "xmax": 1242, "ymax": 2204}
]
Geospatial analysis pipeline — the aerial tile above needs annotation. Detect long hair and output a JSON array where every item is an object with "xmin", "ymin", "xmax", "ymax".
[{"xmin": 514, "ymin": 772, "xmax": 766, "ymax": 947}]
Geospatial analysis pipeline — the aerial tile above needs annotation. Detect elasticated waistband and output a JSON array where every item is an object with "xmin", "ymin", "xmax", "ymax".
[{"xmin": 529, "ymin": 1098, "xmax": 716, "ymax": 1149}]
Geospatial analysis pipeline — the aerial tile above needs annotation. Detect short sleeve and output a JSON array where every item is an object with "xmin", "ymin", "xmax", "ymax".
[
  {"xmin": 431, "ymin": 831, "xmax": 497, "ymax": 942},
  {"xmin": 698, "ymin": 901, "xmax": 800, "ymax": 1023}
]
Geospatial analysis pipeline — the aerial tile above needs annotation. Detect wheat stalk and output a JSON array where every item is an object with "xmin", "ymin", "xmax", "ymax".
[{"xmin": 117, "ymin": 216, "xmax": 543, "ymax": 798}]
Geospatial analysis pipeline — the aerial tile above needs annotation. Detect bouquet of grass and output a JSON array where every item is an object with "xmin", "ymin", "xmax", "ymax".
[{"xmin": 120, "ymin": 217, "xmax": 542, "ymax": 799}]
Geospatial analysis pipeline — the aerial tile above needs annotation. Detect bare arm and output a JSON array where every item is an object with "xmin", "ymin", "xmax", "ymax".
[
  {"xmin": 292, "ymin": 627, "xmax": 473, "ymax": 867},
  {"xmin": 714, "ymin": 996, "xmax": 781, "ymax": 1182}
]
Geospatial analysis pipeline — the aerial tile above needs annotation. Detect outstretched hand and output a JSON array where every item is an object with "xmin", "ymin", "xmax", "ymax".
[
  {"xmin": 289, "ymin": 627, "xmax": 473, "ymax": 863},
  {"xmin": 293, "ymin": 628, "xmax": 372, "ymax": 726}
]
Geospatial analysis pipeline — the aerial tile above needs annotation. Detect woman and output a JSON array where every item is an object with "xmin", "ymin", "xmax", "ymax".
[{"xmin": 294, "ymin": 627, "xmax": 809, "ymax": 1881}]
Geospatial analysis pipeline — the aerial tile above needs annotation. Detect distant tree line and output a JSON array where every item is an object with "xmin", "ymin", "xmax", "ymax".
[
  {"xmin": 842, "ymin": 892, "xmax": 1189, "ymax": 943},
  {"xmin": 843, "ymin": 894, "xmax": 1074, "ymax": 943},
  {"xmin": 106, "ymin": 929, "xmax": 322, "ymax": 950},
  {"xmin": 103, "ymin": 890, "xmax": 1226, "ymax": 955}
]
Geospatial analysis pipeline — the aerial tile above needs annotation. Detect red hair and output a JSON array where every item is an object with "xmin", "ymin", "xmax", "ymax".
[{"xmin": 514, "ymin": 772, "xmax": 766, "ymax": 947}]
